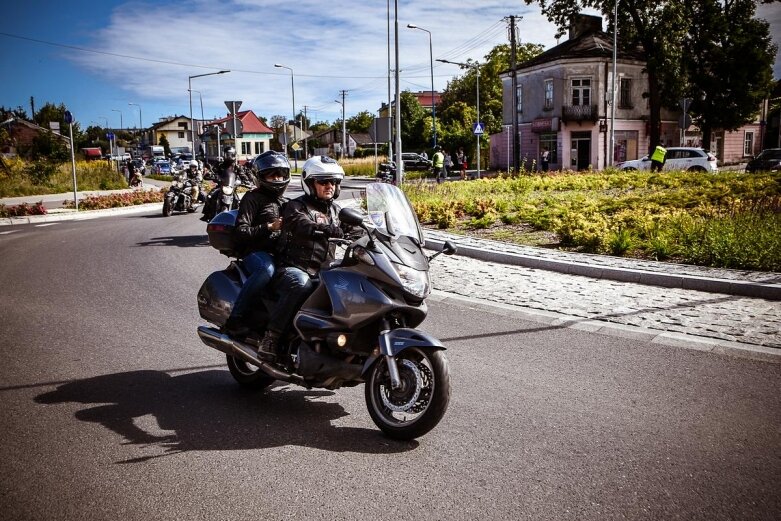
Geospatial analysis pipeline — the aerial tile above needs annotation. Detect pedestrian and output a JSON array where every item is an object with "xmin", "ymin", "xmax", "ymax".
[
  {"xmin": 650, "ymin": 144, "xmax": 667, "ymax": 172},
  {"xmin": 420, "ymin": 150, "xmax": 428, "ymax": 161},
  {"xmin": 432, "ymin": 146, "xmax": 445, "ymax": 183},
  {"xmin": 541, "ymin": 146, "xmax": 550, "ymax": 172},
  {"xmin": 444, "ymin": 149, "xmax": 453, "ymax": 179},
  {"xmin": 456, "ymin": 147, "xmax": 467, "ymax": 180}
]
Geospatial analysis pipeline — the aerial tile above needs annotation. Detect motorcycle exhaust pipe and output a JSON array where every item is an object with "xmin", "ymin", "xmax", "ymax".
[{"xmin": 197, "ymin": 326, "xmax": 306, "ymax": 385}]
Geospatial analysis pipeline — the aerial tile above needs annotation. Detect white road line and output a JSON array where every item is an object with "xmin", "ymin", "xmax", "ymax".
[
  {"xmin": 35, "ymin": 223, "xmax": 59, "ymax": 227},
  {"xmin": 0, "ymin": 230, "xmax": 20, "ymax": 235}
]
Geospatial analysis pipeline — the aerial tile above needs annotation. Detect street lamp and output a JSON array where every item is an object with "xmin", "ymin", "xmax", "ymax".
[
  {"xmin": 189, "ymin": 70, "xmax": 229, "ymax": 157},
  {"xmin": 437, "ymin": 58, "xmax": 481, "ymax": 178},
  {"xmin": 111, "ymin": 109, "xmax": 123, "ymax": 131},
  {"xmin": 274, "ymin": 63, "xmax": 298, "ymax": 170},
  {"xmin": 334, "ymin": 99, "xmax": 346, "ymax": 160},
  {"xmin": 128, "ymin": 102, "xmax": 142, "ymax": 150},
  {"xmin": 407, "ymin": 24, "xmax": 436, "ymax": 148},
  {"xmin": 188, "ymin": 90, "xmax": 205, "ymax": 156}
]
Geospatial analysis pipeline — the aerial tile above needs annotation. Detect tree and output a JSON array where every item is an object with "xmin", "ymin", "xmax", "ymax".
[
  {"xmin": 399, "ymin": 91, "xmax": 427, "ymax": 151},
  {"xmin": 346, "ymin": 111, "xmax": 375, "ymax": 134},
  {"xmin": 159, "ymin": 134, "xmax": 171, "ymax": 157},
  {"xmin": 683, "ymin": 0, "xmax": 777, "ymax": 147},
  {"xmin": 523, "ymin": 0, "xmax": 777, "ymax": 152},
  {"xmin": 269, "ymin": 114, "xmax": 287, "ymax": 152}
]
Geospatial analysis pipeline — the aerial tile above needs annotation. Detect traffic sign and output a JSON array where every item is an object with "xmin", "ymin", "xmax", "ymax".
[
  {"xmin": 64, "ymin": 111, "xmax": 73, "ymax": 124},
  {"xmin": 680, "ymin": 98, "xmax": 692, "ymax": 112},
  {"xmin": 106, "ymin": 132, "xmax": 115, "ymax": 140},
  {"xmin": 224, "ymin": 101, "xmax": 242, "ymax": 114},
  {"xmin": 678, "ymin": 114, "xmax": 692, "ymax": 130},
  {"xmin": 291, "ymin": 142, "xmax": 302, "ymax": 151},
  {"xmin": 472, "ymin": 122, "xmax": 485, "ymax": 135}
]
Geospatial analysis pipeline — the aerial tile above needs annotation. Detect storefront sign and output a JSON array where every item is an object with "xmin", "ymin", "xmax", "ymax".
[{"xmin": 532, "ymin": 117, "xmax": 559, "ymax": 133}]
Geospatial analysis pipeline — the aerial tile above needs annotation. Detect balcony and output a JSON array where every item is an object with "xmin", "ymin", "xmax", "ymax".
[{"xmin": 562, "ymin": 104, "xmax": 598, "ymax": 122}]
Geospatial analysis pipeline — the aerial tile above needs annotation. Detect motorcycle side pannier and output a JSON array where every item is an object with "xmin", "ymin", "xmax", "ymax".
[{"xmin": 206, "ymin": 209, "xmax": 239, "ymax": 257}]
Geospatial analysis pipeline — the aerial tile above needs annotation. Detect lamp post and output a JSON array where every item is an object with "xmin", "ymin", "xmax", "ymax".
[
  {"xmin": 189, "ymin": 70, "xmax": 229, "ymax": 157},
  {"xmin": 334, "ymin": 99, "xmax": 346, "ymax": 160},
  {"xmin": 128, "ymin": 102, "xmax": 142, "ymax": 151},
  {"xmin": 407, "ymin": 24, "xmax": 436, "ymax": 148},
  {"xmin": 188, "ymin": 90, "xmax": 205, "ymax": 157},
  {"xmin": 111, "ymin": 109, "xmax": 123, "ymax": 131},
  {"xmin": 274, "ymin": 63, "xmax": 298, "ymax": 170},
  {"xmin": 437, "ymin": 58, "xmax": 481, "ymax": 178},
  {"xmin": 99, "ymin": 116, "xmax": 111, "ymax": 157}
]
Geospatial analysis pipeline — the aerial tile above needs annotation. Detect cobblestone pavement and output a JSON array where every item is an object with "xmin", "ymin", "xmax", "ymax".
[{"xmin": 425, "ymin": 231, "xmax": 781, "ymax": 351}]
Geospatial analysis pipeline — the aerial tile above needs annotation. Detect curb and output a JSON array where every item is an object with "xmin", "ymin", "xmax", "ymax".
[
  {"xmin": 0, "ymin": 203, "xmax": 163, "ymax": 225},
  {"xmin": 425, "ymin": 237, "xmax": 781, "ymax": 301},
  {"xmin": 429, "ymin": 290, "xmax": 781, "ymax": 362}
]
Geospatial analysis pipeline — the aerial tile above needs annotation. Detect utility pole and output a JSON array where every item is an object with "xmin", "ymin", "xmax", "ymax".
[
  {"xmin": 507, "ymin": 15, "xmax": 521, "ymax": 174},
  {"xmin": 302, "ymin": 105, "xmax": 310, "ymax": 158},
  {"xmin": 339, "ymin": 90, "xmax": 348, "ymax": 160},
  {"xmin": 30, "ymin": 96, "xmax": 35, "ymax": 122}
]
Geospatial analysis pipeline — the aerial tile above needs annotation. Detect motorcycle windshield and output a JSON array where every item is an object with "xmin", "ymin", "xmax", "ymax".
[{"xmin": 365, "ymin": 183, "xmax": 424, "ymax": 244}]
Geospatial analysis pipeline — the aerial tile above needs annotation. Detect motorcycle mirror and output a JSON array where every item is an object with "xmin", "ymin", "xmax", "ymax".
[
  {"xmin": 442, "ymin": 241, "xmax": 458, "ymax": 255},
  {"xmin": 339, "ymin": 207, "xmax": 365, "ymax": 226}
]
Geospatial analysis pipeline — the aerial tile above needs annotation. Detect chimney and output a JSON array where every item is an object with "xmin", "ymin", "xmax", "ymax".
[{"xmin": 569, "ymin": 14, "xmax": 603, "ymax": 40}]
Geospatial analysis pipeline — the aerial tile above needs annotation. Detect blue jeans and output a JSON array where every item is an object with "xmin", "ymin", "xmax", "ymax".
[
  {"xmin": 268, "ymin": 267, "xmax": 315, "ymax": 335},
  {"xmin": 230, "ymin": 251, "xmax": 275, "ymax": 320}
]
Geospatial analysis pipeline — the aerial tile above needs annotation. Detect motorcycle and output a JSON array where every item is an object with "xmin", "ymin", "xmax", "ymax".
[
  {"xmin": 197, "ymin": 182, "xmax": 457, "ymax": 440},
  {"xmin": 201, "ymin": 165, "xmax": 241, "ymax": 222},
  {"xmin": 162, "ymin": 174, "xmax": 200, "ymax": 216},
  {"xmin": 375, "ymin": 161, "xmax": 397, "ymax": 184}
]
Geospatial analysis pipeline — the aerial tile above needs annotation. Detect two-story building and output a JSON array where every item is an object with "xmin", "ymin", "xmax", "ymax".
[
  {"xmin": 494, "ymin": 14, "xmax": 765, "ymax": 171},
  {"xmin": 145, "ymin": 116, "xmax": 193, "ymax": 154},
  {"xmin": 200, "ymin": 110, "xmax": 274, "ymax": 163}
]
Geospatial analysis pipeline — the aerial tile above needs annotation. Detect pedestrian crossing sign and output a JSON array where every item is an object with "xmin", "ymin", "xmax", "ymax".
[{"xmin": 472, "ymin": 122, "xmax": 485, "ymax": 135}]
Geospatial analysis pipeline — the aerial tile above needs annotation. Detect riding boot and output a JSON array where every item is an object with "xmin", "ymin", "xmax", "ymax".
[
  {"xmin": 257, "ymin": 330, "xmax": 280, "ymax": 360},
  {"xmin": 223, "ymin": 314, "xmax": 251, "ymax": 339}
]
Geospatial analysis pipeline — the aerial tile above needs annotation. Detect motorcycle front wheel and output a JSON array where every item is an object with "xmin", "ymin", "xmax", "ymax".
[
  {"xmin": 365, "ymin": 348, "xmax": 450, "ymax": 440},
  {"xmin": 226, "ymin": 355, "xmax": 275, "ymax": 390},
  {"xmin": 162, "ymin": 197, "xmax": 173, "ymax": 216}
]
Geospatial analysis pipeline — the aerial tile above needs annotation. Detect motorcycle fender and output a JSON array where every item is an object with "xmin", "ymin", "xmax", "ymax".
[{"xmin": 361, "ymin": 328, "xmax": 445, "ymax": 376}]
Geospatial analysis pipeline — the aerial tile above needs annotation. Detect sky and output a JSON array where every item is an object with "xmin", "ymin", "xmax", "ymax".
[{"xmin": 1, "ymin": 0, "xmax": 780, "ymax": 132}]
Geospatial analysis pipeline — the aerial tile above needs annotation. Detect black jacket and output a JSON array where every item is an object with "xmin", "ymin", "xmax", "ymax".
[
  {"xmin": 233, "ymin": 188, "xmax": 286, "ymax": 257},
  {"xmin": 277, "ymin": 195, "xmax": 343, "ymax": 275}
]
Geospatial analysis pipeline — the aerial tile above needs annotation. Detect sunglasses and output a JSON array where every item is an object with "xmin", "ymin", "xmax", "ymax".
[{"xmin": 315, "ymin": 179, "xmax": 337, "ymax": 186}]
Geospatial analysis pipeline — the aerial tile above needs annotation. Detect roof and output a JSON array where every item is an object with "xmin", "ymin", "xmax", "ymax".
[
  {"xmin": 204, "ymin": 110, "xmax": 274, "ymax": 134},
  {"xmin": 81, "ymin": 147, "xmax": 102, "ymax": 157},
  {"xmin": 150, "ymin": 115, "xmax": 190, "ymax": 130},
  {"xmin": 509, "ymin": 28, "xmax": 645, "ymax": 73}
]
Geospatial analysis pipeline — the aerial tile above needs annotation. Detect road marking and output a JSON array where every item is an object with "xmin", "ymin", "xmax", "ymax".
[
  {"xmin": 35, "ymin": 223, "xmax": 59, "ymax": 227},
  {"xmin": 0, "ymin": 230, "xmax": 19, "ymax": 235}
]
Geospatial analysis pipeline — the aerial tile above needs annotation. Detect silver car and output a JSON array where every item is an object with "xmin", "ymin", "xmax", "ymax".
[{"xmin": 616, "ymin": 147, "xmax": 718, "ymax": 172}]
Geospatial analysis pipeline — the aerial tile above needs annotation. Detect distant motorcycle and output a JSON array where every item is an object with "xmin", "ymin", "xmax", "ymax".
[
  {"xmin": 376, "ymin": 161, "xmax": 397, "ymax": 184},
  {"xmin": 162, "ymin": 174, "xmax": 200, "ymax": 216},
  {"xmin": 201, "ymin": 165, "xmax": 241, "ymax": 222}
]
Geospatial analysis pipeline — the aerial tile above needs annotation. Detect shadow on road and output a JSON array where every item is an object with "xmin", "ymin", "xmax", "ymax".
[
  {"xmin": 135, "ymin": 235, "xmax": 209, "ymax": 248},
  {"xmin": 35, "ymin": 369, "xmax": 416, "ymax": 462}
]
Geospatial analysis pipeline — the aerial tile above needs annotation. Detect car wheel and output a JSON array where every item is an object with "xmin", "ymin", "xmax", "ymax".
[{"xmin": 687, "ymin": 166, "xmax": 706, "ymax": 172}]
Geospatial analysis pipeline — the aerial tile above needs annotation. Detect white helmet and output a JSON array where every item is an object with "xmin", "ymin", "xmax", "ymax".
[{"xmin": 301, "ymin": 156, "xmax": 344, "ymax": 199}]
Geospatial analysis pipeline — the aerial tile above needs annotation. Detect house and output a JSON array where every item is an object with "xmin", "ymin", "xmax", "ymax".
[
  {"xmin": 0, "ymin": 117, "xmax": 71, "ymax": 158},
  {"xmin": 379, "ymin": 90, "xmax": 441, "ymax": 118},
  {"xmin": 309, "ymin": 128, "xmax": 380, "ymax": 157},
  {"xmin": 494, "ymin": 14, "xmax": 765, "ymax": 171},
  {"xmin": 200, "ymin": 110, "xmax": 275, "ymax": 164},
  {"xmin": 146, "ymin": 116, "xmax": 194, "ymax": 154}
]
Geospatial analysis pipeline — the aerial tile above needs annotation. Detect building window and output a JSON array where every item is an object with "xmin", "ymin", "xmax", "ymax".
[
  {"xmin": 516, "ymin": 85, "xmax": 523, "ymax": 114},
  {"xmin": 544, "ymin": 79, "xmax": 554, "ymax": 110},
  {"xmin": 178, "ymin": 131, "xmax": 184, "ymax": 139},
  {"xmin": 619, "ymin": 78, "xmax": 632, "ymax": 108},
  {"xmin": 571, "ymin": 78, "xmax": 591, "ymax": 106},
  {"xmin": 613, "ymin": 130, "xmax": 639, "ymax": 163},
  {"xmin": 178, "ymin": 122, "xmax": 187, "ymax": 129},
  {"xmin": 254, "ymin": 142, "xmax": 262, "ymax": 154},
  {"xmin": 743, "ymin": 131, "xmax": 754, "ymax": 156},
  {"xmin": 241, "ymin": 142, "xmax": 251, "ymax": 155}
]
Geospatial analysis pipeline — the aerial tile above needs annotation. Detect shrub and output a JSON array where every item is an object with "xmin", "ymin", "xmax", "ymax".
[{"xmin": 0, "ymin": 201, "xmax": 47, "ymax": 217}]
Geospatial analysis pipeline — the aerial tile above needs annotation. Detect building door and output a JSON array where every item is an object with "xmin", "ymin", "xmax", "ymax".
[{"xmin": 570, "ymin": 131, "xmax": 591, "ymax": 170}]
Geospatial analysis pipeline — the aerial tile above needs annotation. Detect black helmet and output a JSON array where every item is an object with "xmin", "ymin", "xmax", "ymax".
[
  {"xmin": 251, "ymin": 151, "xmax": 290, "ymax": 196},
  {"xmin": 224, "ymin": 147, "xmax": 236, "ymax": 162}
]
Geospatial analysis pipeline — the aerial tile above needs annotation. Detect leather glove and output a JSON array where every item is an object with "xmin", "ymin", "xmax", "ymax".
[{"xmin": 326, "ymin": 223, "xmax": 344, "ymax": 239}]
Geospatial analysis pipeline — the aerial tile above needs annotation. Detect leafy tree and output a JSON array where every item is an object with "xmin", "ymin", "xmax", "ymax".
[
  {"xmin": 28, "ymin": 130, "xmax": 69, "ymax": 162},
  {"xmin": 346, "ymin": 110, "xmax": 375, "ymax": 134},
  {"xmin": 159, "ymin": 134, "xmax": 171, "ymax": 157},
  {"xmin": 269, "ymin": 114, "xmax": 287, "ymax": 152},
  {"xmin": 0, "ymin": 105, "xmax": 28, "ymax": 120},
  {"xmin": 399, "ymin": 91, "xmax": 427, "ymax": 150},
  {"xmin": 682, "ymin": 0, "xmax": 777, "ymax": 146}
]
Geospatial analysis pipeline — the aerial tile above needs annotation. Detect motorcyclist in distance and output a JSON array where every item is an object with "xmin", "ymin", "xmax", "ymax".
[
  {"xmin": 186, "ymin": 160, "xmax": 202, "ymax": 210},
  {"xmin": 256, "ymin": 155, "xmax": 350, "ymax": 360},
  {"xmin": 223, "ymin": 151, "xmax": 291, "ymax": 339}
]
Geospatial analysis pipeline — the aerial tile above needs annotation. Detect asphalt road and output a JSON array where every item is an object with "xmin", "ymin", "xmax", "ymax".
[{"xmin": 1, "ymin": 195, "xmax": 779, "ymax": 520}]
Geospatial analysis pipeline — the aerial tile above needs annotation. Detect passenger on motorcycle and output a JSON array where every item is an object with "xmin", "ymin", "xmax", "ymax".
[
  {"xmin": 257, "ymin": 155, "xmax": 350, "ymax": 360},
  {"xmin": 186, "ymin": 160, "xmax": 202, "ymax": 210},
  {"xmin": 223, "ymin": 151, "xmax": 291, "ymax": 339}
]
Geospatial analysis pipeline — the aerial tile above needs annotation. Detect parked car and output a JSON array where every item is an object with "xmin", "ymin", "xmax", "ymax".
[
  {"xmin": 401, "ymin": 152, "xmax": 432, "ymax": 171},
  {"xmin": 131, "ymin": 158, "xmax": 145, "ymax": 173},
  {"xmin": 616, "ymin": 147, "xmax": 718, "ymax": 173},
  {"xmin": 745, "ymin": 148, "xmax": 781, "ymax": 173},
  {"xmin": 155, "ymin": 161, "xmax": 172, "ymax": 175}
]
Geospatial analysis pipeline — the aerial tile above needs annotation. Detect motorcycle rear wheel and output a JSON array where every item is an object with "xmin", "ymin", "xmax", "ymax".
[
  {"xmin": 162, "ymin": 197, "xmax": 173, "ymax": 217},
  {"xmin": 365, "ymin": 348, "xmax": 450, "ymax": 440},
  {"xmin": 226, "ymin": 355, "xmax": 275, "ymax": 390}
]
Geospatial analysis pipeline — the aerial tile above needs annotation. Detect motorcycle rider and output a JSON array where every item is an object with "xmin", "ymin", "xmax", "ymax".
[
  {"xmin": 223, "ymin": 151, "xmax": 291, "ymax": 339},
  {"xmin": 256, "ymin": 155, "xmax": 349, "ymax": 360},
  {"xmin": 202, "ymin": 147, "xmax": 237, "ymax": 221},
  {"xmin": 186, "ymin": 160, "xmax": 202, "ymax": 210}
]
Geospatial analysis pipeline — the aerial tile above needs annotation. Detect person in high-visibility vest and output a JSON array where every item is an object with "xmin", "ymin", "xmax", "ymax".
[
  {"xmin": 432, "ymin": 146, "xmax": 445, "ymax": 184},
  {"xmin": 650, "ymin": 144, "xmax": 667, "ymax": 172}
]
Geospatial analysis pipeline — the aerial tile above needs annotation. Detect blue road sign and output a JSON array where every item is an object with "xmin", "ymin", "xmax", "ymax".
[
  {"xmin": 64, "ymin": 111, "xmax": 73, "ymax": 124},
  {"xmin": 472, "ymin": 122, "xmax": 485, "ymax": 135},
  {"xmin": 106, "ymin": 133, "xmax": 115, "ymax": 140}
]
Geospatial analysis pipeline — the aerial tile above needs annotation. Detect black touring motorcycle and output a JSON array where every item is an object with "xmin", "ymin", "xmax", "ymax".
[{"xmin": 197, "ymin": 183, "xmax": 456, "ymax": 439}]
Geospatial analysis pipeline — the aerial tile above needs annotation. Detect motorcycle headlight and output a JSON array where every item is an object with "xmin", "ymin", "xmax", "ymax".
[
  {"xmin": 172, "ymin": 180, "xmax": 181, "ymax": 188},
  {"xmin": 222, "ymin": 185, "xmax": 234, "ymax": 195},
  {"xmin": 394, "ymin": 263, "xmax": 430, "ymax": 299}
]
